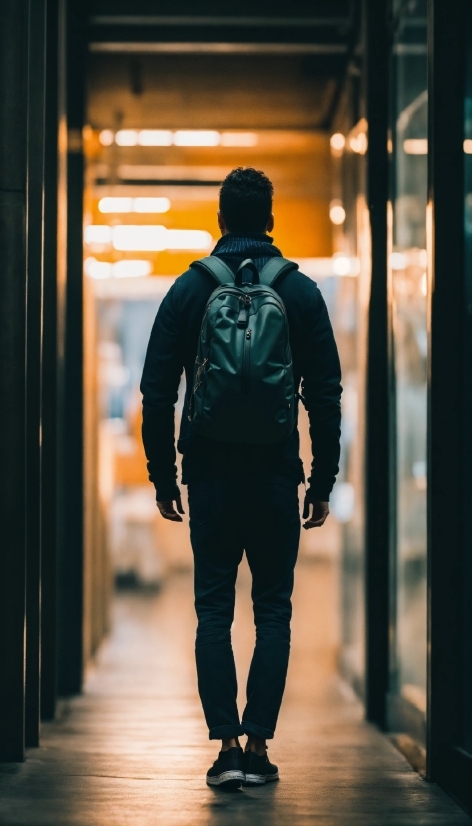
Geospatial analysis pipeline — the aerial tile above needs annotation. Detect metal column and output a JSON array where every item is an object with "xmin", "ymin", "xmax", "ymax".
[
  {"xmin": 427, "ymin": 0, "xmax": 470, "ymax": 798},
  {"xmin": 0, "ymin": 0, "xmax": 30, "ymax": 762},
  {"xmin": 364, "ymin": 0, "xmax": 391, "ymax": 729}
]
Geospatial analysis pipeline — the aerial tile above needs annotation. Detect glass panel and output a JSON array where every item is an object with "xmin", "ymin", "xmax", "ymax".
[
  {"xmin": 463, "ymin": 1, "xmax": 472, "ymax": 753},
  {"xmin": 390, "ymin": 1, "xmax": 428, "ymax": 717},
  {"xmin": 334, "ymin": 119, "xmax": 369, "ymax": 696}
]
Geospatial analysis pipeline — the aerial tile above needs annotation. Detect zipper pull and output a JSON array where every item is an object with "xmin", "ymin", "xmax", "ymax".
[
  {"xmin": 237, "ymin": 295, "xmax": 251, "ymax": 328},
  {"xmin": 246, "ymin": 329, "xmax": 252, "ymax": 340}
]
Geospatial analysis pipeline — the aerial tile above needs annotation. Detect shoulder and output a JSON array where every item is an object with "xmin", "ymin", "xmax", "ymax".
[
  {"xmin": 173, "ymin": 265, "xmax": 216, "ymax": 297},
  {"xmin": 277, "ymin": 266, "xmax": 324, "ymax": 311},
  {"xmin": 163, "ymin": 265, "xmax": 216, "ymax": 321}
]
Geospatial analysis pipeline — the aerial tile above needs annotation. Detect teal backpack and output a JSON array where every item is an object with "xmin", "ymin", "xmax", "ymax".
[{"xmin": 188, "ymin": 255, "xmax": 298, "ymax": 444}]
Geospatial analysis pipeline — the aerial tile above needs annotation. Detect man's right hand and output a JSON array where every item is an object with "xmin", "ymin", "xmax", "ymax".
[{"xmin": 156, "ymin": 496, "xmax": 185, "ymax": 522}]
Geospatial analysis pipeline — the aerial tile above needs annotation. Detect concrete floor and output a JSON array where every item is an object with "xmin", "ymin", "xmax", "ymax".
[{"xmin": 0, "ymin": 557, "xmax": 470, "ymax": 826}]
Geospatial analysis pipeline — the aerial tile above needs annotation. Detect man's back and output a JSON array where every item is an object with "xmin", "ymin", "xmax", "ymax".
[{"xmin": 141, "ymin": 232, "xmax": 342, "ymax": 503}]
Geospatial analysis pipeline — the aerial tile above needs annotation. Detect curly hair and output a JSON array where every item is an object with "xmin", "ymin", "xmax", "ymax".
[{"xmin": 219, "ymin": 167, "xmax": 274, "ymax": 233}]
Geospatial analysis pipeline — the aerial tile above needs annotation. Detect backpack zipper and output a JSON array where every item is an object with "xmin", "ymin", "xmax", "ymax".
[
  {"xmin": 242, "ymin": 329, "xmax": 252, "ymax": 393},
  {"xmin": 237, "ymin": 295, "xmax": 252, "ymax": 328}
]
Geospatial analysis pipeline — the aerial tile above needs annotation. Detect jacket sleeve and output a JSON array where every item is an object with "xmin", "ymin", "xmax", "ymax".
[
  {"xmin": 301, "ymin": 286, "xmax": 342, "ymax": 501},
  {"xmin": 140, "ymin": 282, "xmax": 184, "ymax": 501}
]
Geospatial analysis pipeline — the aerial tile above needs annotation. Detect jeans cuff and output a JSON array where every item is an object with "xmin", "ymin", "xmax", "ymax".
[
  {"xmin": 242, "ymin": 720, "xmax": 274, "ymax": 739},
  {"xmin": 209, "ymin": 724, "xmax": 245, "ymax": 740}
]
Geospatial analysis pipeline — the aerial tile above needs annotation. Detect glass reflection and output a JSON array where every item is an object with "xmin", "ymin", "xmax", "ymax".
[
  {"xmin": 463, "ymin": 4, "xmax": 472, "ymax": 753},
  {"xmin": 390, "ymin": 0, "xmax": 428, "ymax": 717}
]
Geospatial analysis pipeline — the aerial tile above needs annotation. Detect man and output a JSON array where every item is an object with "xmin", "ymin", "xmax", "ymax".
[{"xmin": 141, "ymin": 167, "xmax": 342, "ymax": 789}]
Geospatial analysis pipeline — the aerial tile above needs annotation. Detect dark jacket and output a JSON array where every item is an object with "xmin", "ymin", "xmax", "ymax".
[{"xmin": 140, "ymin": 233, "xmax": 342, "ymax": 502}]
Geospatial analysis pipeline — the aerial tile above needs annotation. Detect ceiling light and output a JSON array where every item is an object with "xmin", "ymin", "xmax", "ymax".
[
  {"xmin": 113, "ymin": 260, "xmax": 153, "ymax": 278},
  {"xmin": 115, "ymin": 130, "xmax": 139, "ymax": 146},
  {"xmin": 113, "ymin": 225, "xmax": 167, "ymax": 251},
  {"xmin": 99, "ymin": 129, "xmax": 114, "ymax": 146},
  {"xmin": 403, "ymin": 138, "xmax": 428, "ymax": 155},
  {"xmin": 464, "ymin": 139, "xmax": 472, "ymax": 154},
  {"xmin": 349, "ymin": 133, "xmax": 367, "ymax": 154},
  {"xmin": 133, "ymin": 197, "xmax": 170, "ymax": 213},
  {"xmin": 165, "ymin": 229, "xmax": 213, "ymax": 250},
  {"xmin": 84, "ymin": 257, "xmax": 112, "ymax": 279},
  {"xmin": 98, "ymin": 197, "xmax": 171, "ymax": 214},
  {"xmin": 332, "ymin": 254, "xmax": 360, "ymax": 277},
  {"xmin": 329, "ymin": 201, "xmax": 346, "ymax": 225},
  {"xmin": 84, "ymin": 225, "xmax": 112, "ymax": 245},
  {"xmin": 84, "ymin": 257, "xmax": 153, "ymax": 279},
  {"xmin": 138, "ymin": 130, "xmax": 173, "ymax": 146},
  {"xmin": 220, "ymin": 133, "xmax": 258, "ymax": 147},
  {"xmin": 111, "ymin": 225, "xmax": 213, "ymax": 251},
  {"xmin": 332, "ymin": 255, "xmax": 351, "ymax": 276},
  {"xmin": 173, "ymin": 130, "xmax": 221, "ymax": 147},
  {"xmin": 98, "ymin": 197, "xmax": 134, "ymax": 213},
  {"xmin": 330, "ymin": 133, "xmax": 345, "ymax": 152}
]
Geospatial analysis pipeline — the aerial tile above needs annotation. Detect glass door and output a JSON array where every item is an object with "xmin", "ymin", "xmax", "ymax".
[{"xmin": 388, "ymin": 0, "xmax": 428, "ymax": 740}]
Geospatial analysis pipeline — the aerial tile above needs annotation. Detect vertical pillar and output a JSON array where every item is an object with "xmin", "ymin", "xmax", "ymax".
[
  {"xmin": 24, "ymin": 0, "xmax": 48, "ymax": 749},
  {"xmin": 427, "ymin": 0, "xmax": 467, "ymax": 783},
  {"xmin": 364, "ymin": 0, "xmax": 391, "ymax": 728},
  {"xmin": 0, "ymin": 0, "xmax": 29, "ymax": 762},
  {"xmin": 57, "ymin": 0, "xmax": 88, "ymax": 696},
  {"xmin": 40, "ymin": 0, "xmax": 67, "ymax": 722}
]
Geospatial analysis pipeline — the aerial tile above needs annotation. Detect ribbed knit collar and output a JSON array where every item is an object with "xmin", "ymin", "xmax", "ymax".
[{"xmin": 211, "ymin": 233, "xmax": 282, "ymax": 260}]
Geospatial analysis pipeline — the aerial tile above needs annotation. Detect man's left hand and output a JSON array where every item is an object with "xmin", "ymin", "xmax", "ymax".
[{"xmin": 302, "ymin": 496, "xmax": 329, "ymax": 529}]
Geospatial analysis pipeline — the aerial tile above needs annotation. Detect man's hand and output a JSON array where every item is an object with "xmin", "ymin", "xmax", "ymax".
[
  {"xmin": 156, "ymin": 496, "xmax": 185, "ymax": 522},
  {"xmin": 302, "ymin": 495, "xmax": 329, "ymax": 530}
]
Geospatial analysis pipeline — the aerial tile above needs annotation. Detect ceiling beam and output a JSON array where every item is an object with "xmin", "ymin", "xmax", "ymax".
[
  {"xmin": 89, "ymin": 42, "xmax": 348, "ymax": 54},
  {"xmin": 90, "ymin": 15, "xmax": 349, "ymax": 27}
]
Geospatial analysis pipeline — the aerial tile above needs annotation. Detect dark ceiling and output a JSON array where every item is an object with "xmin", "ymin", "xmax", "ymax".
[
  {"xmin": 88, "ymin": 1, "xmax": 356, "ymax": 56},
  {"xmin": 86, "ymin": 1, "xmax": 359, "ymax": 130}
]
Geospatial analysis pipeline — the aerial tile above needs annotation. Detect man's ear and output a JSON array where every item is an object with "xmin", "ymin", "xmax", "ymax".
[
  {"xmin": 217, "ymin": 210, "xmax": 227, "ymax": 235},
  {"xmin": 266, "ymin": 213, "xmax": 274, "ymax": 233}
]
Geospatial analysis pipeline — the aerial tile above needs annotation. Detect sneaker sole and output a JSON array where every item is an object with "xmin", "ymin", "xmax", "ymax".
[
  {"xmin": 206, "ymin": 770, "xmax": 245, "ymax": 788},
  {"xmin": 243, "ymin": 771, "xmax": 279, "ymax": 786}
]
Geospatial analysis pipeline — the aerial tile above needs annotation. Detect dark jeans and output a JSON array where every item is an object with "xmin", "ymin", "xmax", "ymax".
[{"xmin": 188, "ymin": 475, "xmax": 300, "ymax": 740}]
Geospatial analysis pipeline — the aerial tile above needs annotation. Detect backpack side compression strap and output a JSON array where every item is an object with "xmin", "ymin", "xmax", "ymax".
[
  {"xmin": 258, "ymin": 257, "xmax": 299, "ymax": 288},
  {"xmin": 190, "ymin": 255, "xmax": 235, "ymax": 286}
]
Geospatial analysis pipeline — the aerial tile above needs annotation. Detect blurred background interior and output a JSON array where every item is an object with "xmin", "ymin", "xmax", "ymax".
[{"xmin": 84, "ymin": 1, "xmax": 427, "ymax": 726}]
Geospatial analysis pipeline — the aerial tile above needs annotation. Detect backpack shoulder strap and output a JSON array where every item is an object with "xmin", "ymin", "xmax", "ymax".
[
  {"xmin": 190, "ymin": 255, "xmax": 235, "ymax": 286},
  {"xmin": 259, "ymin": 257, "xmax": 299, "ymax": 288}
]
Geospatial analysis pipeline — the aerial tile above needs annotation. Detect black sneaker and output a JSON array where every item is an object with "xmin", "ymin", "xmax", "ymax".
[
  {"xmin": 243, "ymin": 750, "xmax": 279, "ymax": 785},
  {"xmin": 206, "ymin": 747, "xmax": 245, "ymax": 789}
]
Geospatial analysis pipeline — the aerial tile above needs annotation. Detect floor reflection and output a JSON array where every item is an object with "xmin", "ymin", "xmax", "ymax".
[{"xmin": 0, "ymin": 557, "xmax": 469, "ymax": 825}]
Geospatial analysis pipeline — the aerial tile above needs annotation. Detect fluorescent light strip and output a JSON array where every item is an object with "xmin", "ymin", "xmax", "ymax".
[
  {"xmin": 220, "ymin": 132, "xmax": 258, "ymax": 147},
  {"xmin": 138, "ymin": 130, "xmax": 173, "ymax": 146},
  {"xmin": 84, "ymin": 257, "xmax": 152, "ymax": 279},
  {"xmin": 115, "ymin": 130, "xmax": 139, "ymax": 146},
  {"xmin": 173, "ymin": 130, "xmax": 220, "ymax": 147},
  {"xmin": 113, "ymin": 226, "xmax": 213, "ymax": 251},
  {"xmin": 84, "ymin": 225, "xmax": 213, "ymax": 251},
  {"xmin": 403, "ymin": 138, "xmax": 428, "ymax": 155},
  {"xmin": 112, "ymin": 225, "xmax": 167, "ymax": 251},
  {"xmin": 100, "ymin": 129, "xmax": 259, "ymax": 148},
  {"xmin": 98, "ymin": 196, "xmax": 171, "ymax": 213},
  {"xmin": 84, "ymin": 225, "xmax": 112, "ymax": 245},
  {"xmin": 98, "ymin": 197, "xmax": 133, "ymax": 213}
]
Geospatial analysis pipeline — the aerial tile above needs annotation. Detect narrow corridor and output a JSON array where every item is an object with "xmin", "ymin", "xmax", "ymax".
[{"xmin": 0, "ymin": 557, "xmax": 469, "ymax": 826}]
